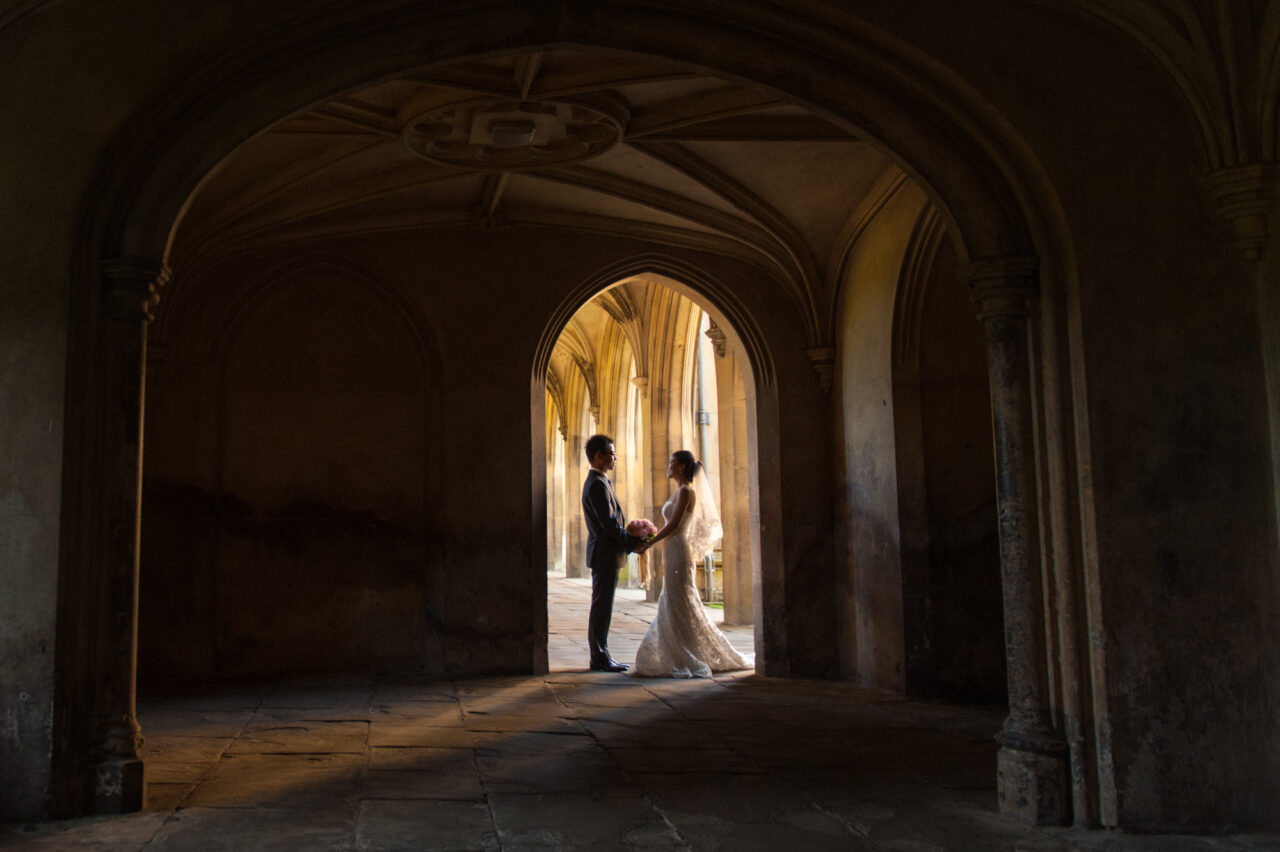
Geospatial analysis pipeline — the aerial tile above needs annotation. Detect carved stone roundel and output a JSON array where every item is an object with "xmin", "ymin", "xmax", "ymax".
[{"xmin": 402, "ymin": 96, "xmax": 626, "ymax": 171}]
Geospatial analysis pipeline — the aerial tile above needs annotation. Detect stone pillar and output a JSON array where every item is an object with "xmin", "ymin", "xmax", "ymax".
[
  {"xmin": 549, "ymin": 425, "xmax": 566, "ymax": 573},
  {"xmin": 565, "ymin": 431, "xmax": 588, "ymax": 579},
  {"xmin": 966, "ymin": 256, "xmax": 1069, "ymax": 826},
  {"xmin": 714, "ymin": 347, "xmax": 753, "ymax": 625},
  {"xmin": 92, "ymin": 257, "xmax": 167, "ymax": 814}
]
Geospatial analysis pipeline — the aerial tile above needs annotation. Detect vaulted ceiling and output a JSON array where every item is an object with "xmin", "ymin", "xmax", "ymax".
[{"xmin": 172, "ymin": 48, "xmax": 899, "ymax": 298}]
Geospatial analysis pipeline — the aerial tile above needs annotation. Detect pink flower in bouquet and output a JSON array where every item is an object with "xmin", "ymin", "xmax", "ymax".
[{"xmin": 627, "ymin": 518, "xmax": 657, "ymax": 540}]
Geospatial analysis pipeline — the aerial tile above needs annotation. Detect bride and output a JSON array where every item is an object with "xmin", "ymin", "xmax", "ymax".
[{"xmin": 631, "ymin": 450, "xmax": 752, "ymax": 678}]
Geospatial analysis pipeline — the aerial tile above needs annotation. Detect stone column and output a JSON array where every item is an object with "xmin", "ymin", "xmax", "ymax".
[
  {"xmin": 565, "ymin": 431, "xmax": 587, "ymax": 579},
  {"xmin": 965, "ymin": 256, "xmax": 1068, "ymax": 826},
  {"xmin": 92, "ymin": 257, "xmax": 168, "ymax": 814}
]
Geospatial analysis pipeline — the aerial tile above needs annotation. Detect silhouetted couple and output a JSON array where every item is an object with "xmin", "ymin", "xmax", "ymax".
[{"xmin": 580, "ymin": 434, "xmax": 750, "ymax": 677}]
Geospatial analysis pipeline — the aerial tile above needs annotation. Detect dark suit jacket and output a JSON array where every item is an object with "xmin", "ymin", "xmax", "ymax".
[{"xmin": 582, "ymin": 469, "xmax": 635, "ymax": 572}]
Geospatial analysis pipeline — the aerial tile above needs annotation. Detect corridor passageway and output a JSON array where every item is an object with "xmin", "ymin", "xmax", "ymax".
[
  {"xmin": 4, "ymin": 578, "xmax": 1275, "ymax": 849},
  {"xmin": 545, "ymin": 575, "xmax": 755, "ymax": 673}
]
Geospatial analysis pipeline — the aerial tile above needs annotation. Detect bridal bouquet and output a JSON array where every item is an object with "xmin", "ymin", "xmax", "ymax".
[{"xmin": 626, "ymin": 518, "xmax": 657, "ymax": 540}]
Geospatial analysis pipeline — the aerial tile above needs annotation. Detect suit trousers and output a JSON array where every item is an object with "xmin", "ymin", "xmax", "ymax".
[{"xmin": 587, "ymin": 557, "xmax": 623, "ymax": 664}]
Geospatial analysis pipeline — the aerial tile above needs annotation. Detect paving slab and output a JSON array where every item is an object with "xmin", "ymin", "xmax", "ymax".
[
  {"xmin": 225, "ymin": 720, "xmax": 368, "ymax": 754},
  {"xmin": 184, "ymin": 753, "xmax": 363, "ymax": 809},
  {"xmin": 372, "ymin": 700, "xmax": 464, "ymax": 725},
  {"xmin": 369, "ymin": 724, "xmax": 475, "ymax": 748},
  {"xmin": 147, "ymin": 807, "xmax": 354, "ymax": 851},
  {"xmin": 371, "ymin": 680, "xmax": 460, "ymax": 702},
  {"xmin": 663, "ymin": 811, "xmax": 867, "ymax": 852},
  {"xmin": 578, "ymin": 717, "xmax": 716, "ymax": 749},
  {"xmin": 137, "ymin": 689, "xmax": 265, "ymax": 713},
  {"xmin": 488, "ymin": 791, "xmax": 685, "ymax": 849},
  {"xmin": 362, "ymin": 769, "xmax": 486, "ymax": 801},
  {"xmin": 607, "ymin": 745, "xmax": 764, "ymax": 775},
  {"xmin": 355, "ymin": 800, "xmax": 498, "ymax": 851},
  {"xmin": 463, "ymin": 713, "xmax": 584, "ymax": 734},
  {"xmin": 134, "ymin": 709, "xmax": 254, "ymax": 737},
  {"xmin": 477, "ymin": 750, "xmax": 634, "ymax": 795},
  {"xmin": 141, "ymin": 735, "xmax": 233, "ymax": 767},
  {"xmin": 550, "ymin": 681, "xmax": 664, "ymax": 709},
  {"xmin": 143, "ymin": 783, "xmax": 194, "ymax": 811},
  {"xmin": 634, "ymin": 771, "xmax": 821, "ymax": 824},
  {"xmin": 368, "ymin": 745, "xmax": 477, "ymax": 772},
  {"xmin": 0, "ymin": 812, "xmax": 167, "ymax": 849},
  {"xmin": 471, "ymin": 730, "xmax": 599, "ymax": 757},
  {"xmin": 252, "ymin": 705, "xmax": 372, "ymax": 722}
]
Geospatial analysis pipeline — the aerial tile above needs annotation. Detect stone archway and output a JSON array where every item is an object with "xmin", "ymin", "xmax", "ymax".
[
  {"xmin": 536, "ymin": 260, "xmax": 769, "ymax": 669},
  {"xmin": 54, "ymin": 2, "xmax": 1091, "ymax": 827}
]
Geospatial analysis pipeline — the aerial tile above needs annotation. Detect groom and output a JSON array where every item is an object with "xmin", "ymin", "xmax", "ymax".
[{"xmin": 581, "ymin": 434, "xmax": 640, "ymax": 672}]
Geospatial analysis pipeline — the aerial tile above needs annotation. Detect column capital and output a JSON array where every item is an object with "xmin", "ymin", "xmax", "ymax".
[
  {"xmin": 630, "ymin": 375, "xmax": 649, "ymax": 399},
  {"xmin": 1203, "ymin": 163, "xmax": 1280, "ymax": 263},
  {"xmin": 101, "ymin": 256, "xmax": 170, "ymax": 322},
  {"xmin": 962, "ymin": 255, "xmax": 1038, "ymax": 320},
  {"xmin": 805, "ymin": 346, "xmax": 836, "ymax": 393}
]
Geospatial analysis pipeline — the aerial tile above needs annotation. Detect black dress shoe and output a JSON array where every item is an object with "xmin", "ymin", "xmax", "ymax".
[{"xmin": 589, "ymin": 659, "xmax": 629, "ymax": 672}]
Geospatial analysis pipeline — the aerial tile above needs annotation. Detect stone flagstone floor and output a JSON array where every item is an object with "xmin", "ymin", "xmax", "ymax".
[{"xmin": 3, "ymin": 576, "xmax": 1278, "ymax": 850}]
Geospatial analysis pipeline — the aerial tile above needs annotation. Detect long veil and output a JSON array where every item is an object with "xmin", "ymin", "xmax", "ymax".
[{"xmin": 684, "ymin": 462, "xmax": 723, "ymax": 560}]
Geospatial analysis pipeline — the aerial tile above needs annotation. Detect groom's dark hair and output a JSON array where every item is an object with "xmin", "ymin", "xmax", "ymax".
[{"xmin": 585, "ymin": 434, "xmax": 614, "ymax": 462}]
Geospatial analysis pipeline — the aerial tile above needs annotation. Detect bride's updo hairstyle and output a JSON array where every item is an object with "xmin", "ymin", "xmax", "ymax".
[{"xmin": 672, "ymin": 449, "xmax": 699, "ymax": 481}]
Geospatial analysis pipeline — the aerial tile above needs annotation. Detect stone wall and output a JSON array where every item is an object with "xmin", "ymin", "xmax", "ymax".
[
  {"xmin": 141, "ymin": 264, "xmax": 434, "ymax": 682},
  {"xmin": 138, "ymin": 229, "xmax": 811, "ymax": 683},
  {"xmin": 834, "ymin": 179, "xmax": 922, "ymax": 691}
]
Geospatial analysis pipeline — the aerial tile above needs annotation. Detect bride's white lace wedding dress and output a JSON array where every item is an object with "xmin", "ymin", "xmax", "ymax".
[{"xmin": 631, "ymin": 486, "xmax": 752, "ymax": 678}]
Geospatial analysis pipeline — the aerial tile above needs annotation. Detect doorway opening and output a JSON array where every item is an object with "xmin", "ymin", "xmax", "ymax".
[{"xmin": 543, "ymin": 274, "xmax": 758, "ymax": 671}]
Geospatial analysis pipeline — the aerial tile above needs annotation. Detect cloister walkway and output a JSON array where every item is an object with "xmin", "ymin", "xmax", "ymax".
[
  {"xmin": 545, "ymin": 574, "xmax": 756, "ymax": 672},
  {"xmin": 2, "ymin": 576, "xmax": 1275, "ymax": 850}
]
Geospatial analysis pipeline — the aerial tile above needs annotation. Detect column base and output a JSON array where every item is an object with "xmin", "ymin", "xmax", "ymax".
[
  {"xmin": 997, "ymin": 745, "xmax": 1069, "ymax": 826},
  {"xmin": 94, "ymin": 756, "xmax": 146, "ymax": 814}
]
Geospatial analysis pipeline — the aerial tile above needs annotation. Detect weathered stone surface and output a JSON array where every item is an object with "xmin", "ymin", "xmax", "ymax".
[
  {"xmin": 140, "ymin": 736, "xmax": 234, "ymax": 765},
  {"xmin": 997, "ymin": 746, "xmax": 1070, "ymax": 827},
  {"xmin": 488, "ymin": 792, "xmax": 681, "ymax": 849},
  {"xmin": 148, "ymin": 807, "xmax": 355, "ymax": 851},
  {"xmin": 355, "ymin": 800, "xmax": 497, "ymax": 851},
  {"xmin": 372, "ymin": 701, "xmax": 463, "ymax": 725},
  {"xmin": 367, "ymin": 746, "xmax": 475, "ymax": 773},
  {"xmin": 0, "ymin": 812, "xmax": 168, "ymax": 849},
  {"xmin": 7, "ymin": 588, "xmax": 1280, "ymax": 846},
  {"xmin": 462, "ymin": 714, "xmax": 583, "ymax": 735},
  {"xmin": 135, "ymin": 711, "xmax": 253, "ymax": 738},
  {"xmin": 368, "ymin": 741, "xmax": 478, "ymax": 772},
  {"xmin": 606, "ymin": 746, "xmax": 759, "ymax": 775},
  {"xmin": 368, "ymin": 724, "xmax": 474, "ymax": 749},
  {"xmin": 225, "ymin": 721, "xmax": 368, "ymax": 755},
  {"xmin": 184, "ymin": 754, "xmax": 362, "ymax": 809},
  {"xmin": 251, "ymin": 705, "xmax": 370, "ymax": 723},
  {"xmin": 476, "ymin": 751, "xmax": 632, "ymax": 795},
  {"xmin": 363, "ymin": 769, "xmax": 485, "ymax": 801}
]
